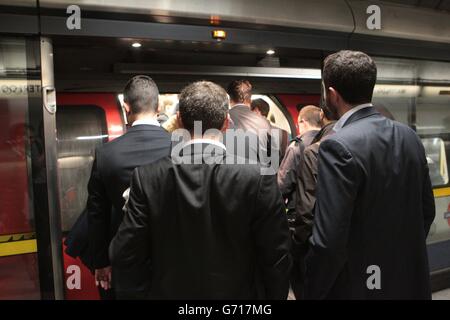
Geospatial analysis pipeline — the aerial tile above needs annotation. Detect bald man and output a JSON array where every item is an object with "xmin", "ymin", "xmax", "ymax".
[{"xmin": 277, "ymin": 105, "xmax": 322, "ymax": 212}]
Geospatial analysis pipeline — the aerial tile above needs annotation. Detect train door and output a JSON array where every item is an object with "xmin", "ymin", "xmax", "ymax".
[
  {"xmin": 55, "ymin": 93, "xmax": 125, "ymax": 299},
  {"xmin": 0, "ymin": 36, "xmax": 64, "ymax": 299}
]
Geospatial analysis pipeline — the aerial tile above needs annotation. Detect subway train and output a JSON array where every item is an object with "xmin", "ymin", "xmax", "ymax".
[{"xmin": 0, "ymin": 0, "xmax": 450, "ymax": 299}]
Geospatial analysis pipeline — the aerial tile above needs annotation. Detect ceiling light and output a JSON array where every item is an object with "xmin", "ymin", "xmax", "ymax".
[
  {"xmin": 266, "ymin": 49, "xmax": 275, "ymax": 55},
  {"xmin": 132, "ymin": 42, "xmax": 142, "ymax": 48},
  {"xmin": 212, "ymin": 30, "xmax": 227, "ymax": 41}
]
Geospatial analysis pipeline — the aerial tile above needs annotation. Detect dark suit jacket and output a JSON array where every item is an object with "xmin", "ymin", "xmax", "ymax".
[
  {"xmin": 293, "ymin": 123, "xmax": 335, "ymax": 246},
  {"xmin": 305, "ymin": 107, "xmax": 435, "ymax": 300},
  {"xmin": 110, "ymin": 142, "xmax": 292, "ymax": 299},
  {"xmin": 278, "ymin": 130, "xmax": 319, "ymax": 199},
  {"xmin": 87, "ymin": 124, "xmax": 171, "ymax": 271}
]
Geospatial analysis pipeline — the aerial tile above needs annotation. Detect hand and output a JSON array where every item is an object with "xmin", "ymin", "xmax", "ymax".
[{"xmin": 95, "ymin": 266, "xmax": 112, "ymax": 290}]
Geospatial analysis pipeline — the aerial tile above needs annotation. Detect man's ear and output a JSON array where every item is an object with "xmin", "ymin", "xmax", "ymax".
[
  {"xmin": 328, "ymin": 87, "xmax": 340, "ymax": 106},
  {"xmin": 156, "ymin": 101, "xmax": 162, "ymax": 114},
  {"xmin": 123, "ymin": 102, "xmax": 131, "ymax": 114},
  {"xmin": 221, "ymin": 116, "xmax": 229, "ymax": 132},
  {"xmin": 176, "ymin": 111, "xmax": 184, "ymax": 129}
]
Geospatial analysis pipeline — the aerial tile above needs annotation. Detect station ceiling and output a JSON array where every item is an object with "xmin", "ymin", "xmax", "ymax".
[{"xmin": 385, "ymin": 0, "xmax": 450, "ymax": 11}]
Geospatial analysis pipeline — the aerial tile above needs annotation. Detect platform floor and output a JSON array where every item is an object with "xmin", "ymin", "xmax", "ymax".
[
  {"xmin": 287, "ymin": 288, "xmax": 450, "ymax": 300},
  {"xmin": 433, "ymin": 289, "xmax": 450, "ymax": 300}
]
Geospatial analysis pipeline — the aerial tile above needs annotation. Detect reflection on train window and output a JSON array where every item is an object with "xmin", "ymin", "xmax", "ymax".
[
  {"xmin": 56, "ymin": 105, "xmax": 108, "ymax": 232},
  {"xmin": 422, "ymin": 137, "xmax": 449, "ymax": 187},
  {"xmin": 252, "ymin": 95, "xmax": 292, "ymax": 135},
  {"xmin": 118, "ymin": 93, "xmax": 292, "ymax": 135}
]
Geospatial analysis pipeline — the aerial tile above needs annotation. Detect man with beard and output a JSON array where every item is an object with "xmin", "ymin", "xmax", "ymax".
[{"xmin": 304, "ymin": 50, "xmax": 435, "ymax": 299}]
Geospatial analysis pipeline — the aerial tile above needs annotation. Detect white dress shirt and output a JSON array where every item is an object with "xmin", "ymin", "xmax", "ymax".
[
  {"xmin": 183, "ymin": 138, "xmax": 226, "ymax": 151},
  {"xmin": 132, "ymin": 118, "xmax": 160, "ymax": 127}
]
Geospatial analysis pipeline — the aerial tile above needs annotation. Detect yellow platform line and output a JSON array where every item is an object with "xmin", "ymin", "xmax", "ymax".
[
  {"xmin": 434, "ymin": 187, "xmax": 450, "ymax": 198},
  {"xmin": 0, "ymin": 239, "xmax": 37, "ymax": 257}
]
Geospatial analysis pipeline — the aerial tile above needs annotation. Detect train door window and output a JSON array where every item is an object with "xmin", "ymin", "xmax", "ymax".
[
  {"xmin": 0, "ymin": 37, "xmax": 42, "ymax": 299},
  {"xmin": 251, "ymin": 95, "xmax": 292, "ymax": 135},
  {"xmin": 422, "ymin": 138, "xmax": 449, "ymax": 187},
  {"xmin": 56, "ymin": 105, "xmax": 108, "ymax": 232}
]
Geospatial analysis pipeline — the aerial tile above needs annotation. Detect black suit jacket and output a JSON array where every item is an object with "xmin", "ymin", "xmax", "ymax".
[
  {"xmin": 110, "ymin": 142, "xmax": 291, "ymax": 299},
  {"xmin": 305, "ymin": 107, "xmax": 435, "ymax": 300},
  {"xmin": 87, "ymin": 124, "xmax": 171, "ymax": 270}
]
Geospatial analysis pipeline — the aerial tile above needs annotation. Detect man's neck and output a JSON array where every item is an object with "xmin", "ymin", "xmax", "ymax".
[
  {"xmin": 189, "ymin": 133, "xmax": 223, "ymax": 143},
  {"xmin": 338, "ymin": 102, "xmax": 371, "ymax": 117},
  {"xmin": 231, "ymin": 102, "xmax": 250, "ymax": 108},
  {"xmin": 338, "ymin": 104, "xmax": 353, "ymax": 118},
  {"xmin": 129, "ymin": 113, "xmax": 157, "ymax": 124}
]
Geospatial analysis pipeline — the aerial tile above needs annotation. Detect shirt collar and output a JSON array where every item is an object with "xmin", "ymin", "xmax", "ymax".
[
  {"xmin": 183, "ymin": 138, "xmax": 227, "ymax": 151},
  {"xmin": 333, "ymin": 103, "xmax": 373, "ymax": 132},
  {"xmin": 132, "ymin": 118, "xmax": 160, "ymax": 127}
]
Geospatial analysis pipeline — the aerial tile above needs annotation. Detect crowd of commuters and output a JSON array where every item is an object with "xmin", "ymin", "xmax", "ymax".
[{"xmin": 79, "ymin": 50, "xmax": 435, "ymax": 300}]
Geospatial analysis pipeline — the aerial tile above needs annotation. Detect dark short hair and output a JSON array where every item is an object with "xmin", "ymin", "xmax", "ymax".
[
  {"xmin": 323, "ymin": 50, "xmax": 377, "ymax": 104},
  {"xmin": 179, "ymin": 81, "xmax": 229, "ymax": 133},
  {"xmin": 123, "ymin": 75, "xmax": 159, "ymax": 114},
  {"xmin": 299, "ymin": 105, "xmax": 321, "ymax": 127},
  {"xmin": 251, "ymin": 98, "xmax": 270, "ymax": 117},
  {"xmin": 227, "ymin": 80, "xmax": 252, "ymax": 104}
]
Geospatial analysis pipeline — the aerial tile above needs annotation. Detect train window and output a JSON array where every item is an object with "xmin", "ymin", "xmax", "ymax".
[
  {"xmin": 422, "ymin": 138, "xmax": 449, "ymax": 187},
  {"xmin": 56, "ymin": 105, "xmax": 108, "ymax": 232},
  {"xmin": 373, "ymin": 57, "xmax": 450, "ymax": 244}
]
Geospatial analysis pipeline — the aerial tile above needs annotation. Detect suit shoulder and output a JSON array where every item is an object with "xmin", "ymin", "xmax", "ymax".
[
  {"xmin": 138, "ymin": 156, "xmax": 172, "ymax": 173},
  {"xmin": 94, "ymin": 136, "xmax": 122, "ymax": 158},
  {"xmin": 392, "ymin": 120, "xmax": 420, "ymax": 138},
  {"xmin": 319, "ymin": 136, "xmax": 354, "ymax": 159}
]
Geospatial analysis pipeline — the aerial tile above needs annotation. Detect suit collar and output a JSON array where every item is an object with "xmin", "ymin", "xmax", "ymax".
[
  {"xmin": 132, "ymin": 118, "xmax": 160, "ymax": 127},
  {"xmin": 311, "ymin": 121, "xmax": 336, "ymax": 144},
  {"xmin": 126, "ymin": 124, "xmax": 166, "ymax": 133},
  {"xmin": 344, "ymin": 106, "xmax": 380, "ymax": 128},
  {"xmin": 183, "ymin": 139, "xmax": 226, "ymax": 151},
  {"xmin": 334, "ymin": 103, "xmax": 373, "ymax": 132},
  {"xmin": 175, "ymin": 141, "xmax": 227, "ymax": 164},
  {"xmin": 333, "ymin": 106, "xmax": 379, "ymax": 132},
  {"xmin": 300, "ymin": 129, "xmax": 319, "ymax": 141}
]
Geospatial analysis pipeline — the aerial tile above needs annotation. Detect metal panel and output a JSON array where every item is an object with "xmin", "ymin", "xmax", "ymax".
[
  {"xmin": 40, "ymin": 16, "xmax": 349, "ymax": 52},
  {"xmin": 38, "ymin": 0, "xmax": 450, "ymax": 45},
  {"xmin": 349, "ymin": 0, "xmax": 450, "ymax": 44},
  {"xmin": 40, "ymin": 37, "xmax": 64, "ymax": 300},
  {"xmin": 39, "ymin": 0, "xmax": 354, "ymax": 33},
  {"xmin": 0, "ymin": 13, "xmax": 39, "ymax": 34},
  {"xmin": 114, "ymin": 63, "xmax": 321, "ymax": 79}
]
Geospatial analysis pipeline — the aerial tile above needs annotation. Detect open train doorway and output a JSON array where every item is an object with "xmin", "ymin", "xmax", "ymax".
[{"xmin": 51, "ymin": 35, "xmax": 325, "ymax": 299}]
